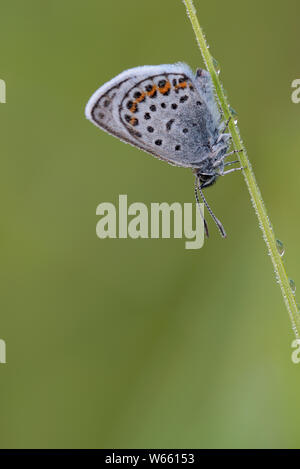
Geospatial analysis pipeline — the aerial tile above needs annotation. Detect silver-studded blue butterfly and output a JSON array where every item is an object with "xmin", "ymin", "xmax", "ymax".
[{"xmin": 85, "ymin": 63, "xmax": 243, "ymax": 237}]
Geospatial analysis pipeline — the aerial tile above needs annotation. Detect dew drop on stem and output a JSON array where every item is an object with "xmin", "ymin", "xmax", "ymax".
[
  {"xmin": 212, "ymin": 57, "xmax": 220, "ymax": 75},
  {"xmin": 229, "ymin": 106, "xmax": 238, "ymax": 117},
  {"xmin": 289, "ymin": 278, "xmax": 296, "ymax": 294},
  {"xmin": 276, "ymin": 239, "xmax": 285, "ymax": 257}
]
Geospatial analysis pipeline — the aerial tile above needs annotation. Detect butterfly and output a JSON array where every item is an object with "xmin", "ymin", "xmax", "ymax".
[{"xmin": 85, "ymin": 63, "xmax": 243, "ymax": 237}]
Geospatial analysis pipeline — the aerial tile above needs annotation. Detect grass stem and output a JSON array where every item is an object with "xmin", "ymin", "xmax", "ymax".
[{"xmin": 182, "ymin": 0, "xmax": 299, "ymax": 338}]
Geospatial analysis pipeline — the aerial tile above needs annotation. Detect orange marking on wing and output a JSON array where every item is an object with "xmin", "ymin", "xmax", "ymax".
[
  {"xmin": 130, "ymin": 91, "xmax": 146, "ymax": 113},
  {"xmin": 147, "ymin": 85, "xmax": 157, "ymax": 97},
  {"xmin": 136, "ymin": 92, "xmax": 145, "ymax": 103},
  {"xmin": 174, "ymin": 81, "xmax": 187, "ymax": 90},
  {"xmin": 159, "ymin": 81, "xmax": 171, "ymax": 94}
]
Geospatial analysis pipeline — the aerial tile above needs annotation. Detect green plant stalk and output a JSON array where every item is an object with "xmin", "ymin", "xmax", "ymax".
[{"xmin": 183, "ymin": 0, "xmax": 300, "ymax": 338}]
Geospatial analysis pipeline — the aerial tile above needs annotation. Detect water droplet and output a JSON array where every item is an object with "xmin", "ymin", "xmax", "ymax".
[
  {"xmin": 234, "ymin": 119, "xmax": 238, "ymax": 125},
  {"xmin": 212, "ymin": 57, "xmax": 220, "ymax": 74},
  {"xmin": 276, "ymin": 239, "xmax": 285, "ymax": 257},
  {"xmin": 229, "ymin": 106, "xmax": 238, "ymax": 117},
  {"xmin": 289, "ymin": 278, "xmax": 296, "ymax": 294}
]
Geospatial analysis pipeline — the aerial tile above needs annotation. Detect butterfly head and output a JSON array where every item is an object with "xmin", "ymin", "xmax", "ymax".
[{"xmin": 198, "ymin": 172, "xmax": 218, "ymax": 188}]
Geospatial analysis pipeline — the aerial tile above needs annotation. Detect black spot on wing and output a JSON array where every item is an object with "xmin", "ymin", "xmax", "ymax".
[{"xmin": 166, "ymin": 119, "xmax": 175, "ymax": 131}]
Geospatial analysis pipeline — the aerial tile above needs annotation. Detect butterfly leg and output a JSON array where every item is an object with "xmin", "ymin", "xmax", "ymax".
[
  {"xmin": 221, "ymin": 116, "xmax": 232, "ymax": 133},
  {"xmin": 222, "ymin": 166, "xmax": 245, "ymax": 175},
  {"xmin": 217, "ymin": 102, "xmax": 224, "ymax": 119},
  {"xmin": 221, "ymin": 152, "xmax": 245, "ymax": 174},
  {"xmin": 224, "ymin": 149, "xmax": 243, "ymax": 158},
  {"xmin": 213, "ymin": 149, "xmax": 243, "ymax": 167},
  {"xmin": 224, "ymin": 160, "xmax": 239, "ymax": 167}
]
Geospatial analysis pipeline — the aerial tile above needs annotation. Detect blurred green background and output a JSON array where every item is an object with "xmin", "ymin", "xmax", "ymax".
[{"xmin": 0, "ymin": 0, "xmax": 300, "ymax": 449}]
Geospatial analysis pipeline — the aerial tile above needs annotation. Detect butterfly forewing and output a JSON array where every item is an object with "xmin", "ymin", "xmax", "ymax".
[{"xmin": 85, "ymin": 64, "xmax": 220, "ymax": 168}]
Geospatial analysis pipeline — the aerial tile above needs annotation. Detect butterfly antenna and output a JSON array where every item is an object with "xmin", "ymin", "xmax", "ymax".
[
  {"xmin": 197, "ymin": 177, "xmax": 227, "ymax": 238},
  {"xmin": 194, "ymin": 177, "xmax": 209, "ymax": 238}
]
